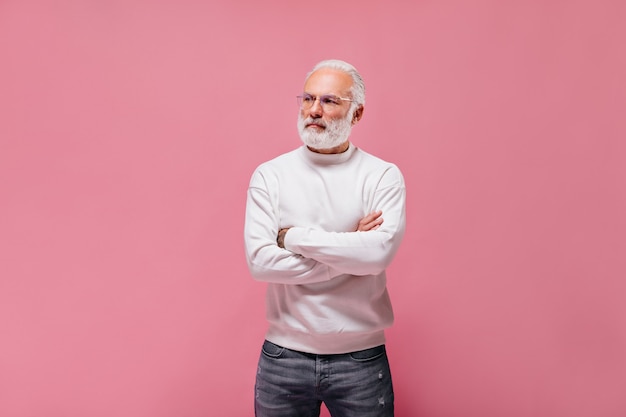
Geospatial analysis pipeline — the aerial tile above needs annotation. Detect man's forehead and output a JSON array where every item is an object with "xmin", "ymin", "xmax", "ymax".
[{"xmin": 304, "ymin": 68, "xmax": 353, "ymax": 93}]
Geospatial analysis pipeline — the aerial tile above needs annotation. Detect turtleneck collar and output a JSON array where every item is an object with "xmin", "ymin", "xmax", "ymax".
[{"xmin": 299, "ymin": 143, "xmax": 357, "ymax": 166}]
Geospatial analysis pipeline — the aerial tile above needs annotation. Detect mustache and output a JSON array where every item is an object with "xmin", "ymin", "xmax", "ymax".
[{"xmin": 303, "ymin": 118, "xmax": 327, "ymax": 128}]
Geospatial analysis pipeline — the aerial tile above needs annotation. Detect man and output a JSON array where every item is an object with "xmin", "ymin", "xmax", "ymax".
[{"xmin": 244, "ymin": 59, "xmax": 406, "ymax": 417}]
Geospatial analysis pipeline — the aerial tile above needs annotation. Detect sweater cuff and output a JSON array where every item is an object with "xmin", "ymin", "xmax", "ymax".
[{"xmin": 283, "ymin": 226, "xmax": 303, "ymax": 253}]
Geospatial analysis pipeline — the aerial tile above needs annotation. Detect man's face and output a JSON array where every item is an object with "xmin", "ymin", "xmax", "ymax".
[{"xmin": 297, "ymin": 68, "xmax": 356, "ymax": 151}]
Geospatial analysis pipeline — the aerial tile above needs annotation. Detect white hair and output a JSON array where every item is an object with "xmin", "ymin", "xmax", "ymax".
[{"xmin": 305, "ymin": 59, "xmax": 366, "ymax": 107}]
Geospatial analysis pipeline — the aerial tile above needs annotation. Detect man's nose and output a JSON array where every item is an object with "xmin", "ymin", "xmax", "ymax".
[{"xmin": 308, "ymin": 98, "xmax": 323, "ymax": 117}]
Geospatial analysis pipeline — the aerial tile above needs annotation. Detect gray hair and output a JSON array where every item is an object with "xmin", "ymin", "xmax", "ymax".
[{"xmin": 306, "ymin": 59, "xmax": 366, "ymax": 107}]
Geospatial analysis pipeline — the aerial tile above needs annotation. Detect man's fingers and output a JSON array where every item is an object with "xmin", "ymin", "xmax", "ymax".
[
  {"xmin": 357, "ymin": 210, "xmax": 384, "ymax": 231},
  {"xmin": 363, "ymin": 210, "xmax": 383, "ymax": 222}
]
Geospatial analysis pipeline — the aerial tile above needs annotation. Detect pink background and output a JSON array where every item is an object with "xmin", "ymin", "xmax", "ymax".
[{"xmin": 1, "ymin": 1, "xmax": 625, "ymax": 416}]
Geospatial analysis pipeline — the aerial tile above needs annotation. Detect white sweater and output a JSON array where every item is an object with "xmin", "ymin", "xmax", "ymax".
[{"xmin": 244, "ymin": 144, "xmax": 406, "ymax": 354}]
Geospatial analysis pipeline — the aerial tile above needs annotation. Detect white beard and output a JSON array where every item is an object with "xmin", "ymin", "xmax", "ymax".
[{"xmin": 297, "ymin": 111, "xmax": 353, "ymax": 150}]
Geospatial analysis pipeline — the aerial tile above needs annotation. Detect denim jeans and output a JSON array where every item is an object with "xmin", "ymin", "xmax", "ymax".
[{"xmin": 255, "ymin": 340, "xmax": 394, "ymax": 417}]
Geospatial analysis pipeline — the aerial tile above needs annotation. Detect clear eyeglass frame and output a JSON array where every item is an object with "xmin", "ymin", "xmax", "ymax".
[{"xmin": 296, "ymin": 93, "xmax": 353, "ymax": 110}]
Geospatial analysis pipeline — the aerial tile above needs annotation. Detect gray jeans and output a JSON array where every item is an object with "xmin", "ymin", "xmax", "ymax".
[{"xmin": 255, "ymin": 340, "xmax": 394, "ymax": 417}]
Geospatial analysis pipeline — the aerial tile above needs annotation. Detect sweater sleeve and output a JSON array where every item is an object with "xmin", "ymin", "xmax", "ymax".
[
  {"xmin": 284, "ymin": 166, "xmax": 406, "ymax": 276},
  {"xmin": 244, "ymin": 170, "xmax": 342, "ymax": 285}
]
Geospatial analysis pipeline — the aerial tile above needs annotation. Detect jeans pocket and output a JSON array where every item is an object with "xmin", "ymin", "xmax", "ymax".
[
  {"xmin": 349, "ymin": 345, "xmax": 386, "ymax": 362},
  {"xmin": 261, "ymin": 340, "xmax": 286, "ymax": 358}
]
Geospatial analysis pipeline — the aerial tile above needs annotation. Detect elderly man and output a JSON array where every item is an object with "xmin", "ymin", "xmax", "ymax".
[{"xmin": 244, "ymin": 59, "xmax": 406, "ymax": 417}]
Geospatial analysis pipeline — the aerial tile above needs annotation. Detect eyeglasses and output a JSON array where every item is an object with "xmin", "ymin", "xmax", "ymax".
[{"xmin": 297, "ymin": 93, "xmax": 353, "ymax": 110}]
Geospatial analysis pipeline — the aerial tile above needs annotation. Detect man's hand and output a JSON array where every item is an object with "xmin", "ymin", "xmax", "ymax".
[
  {"xmin": 277, "ymin": 228, "xmax": 290, "ymax": 249},
  {"xmin": 356, "ymin": 210, "xmax": 383, "ymax": 231}
]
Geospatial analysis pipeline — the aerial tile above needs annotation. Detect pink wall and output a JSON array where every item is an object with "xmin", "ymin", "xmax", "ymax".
[{"xmin": 1, "ymin": 1, "xmax": 624, "ymax": 416}]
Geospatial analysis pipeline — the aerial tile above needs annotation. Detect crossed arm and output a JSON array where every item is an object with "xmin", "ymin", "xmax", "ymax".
[
  {"xmin": 245, "ymin": 165, "xmax": 406, "ymax": 284},
  {"xmin": 277, "ymin": 210, "xmax": 384, "ymax": 249}
]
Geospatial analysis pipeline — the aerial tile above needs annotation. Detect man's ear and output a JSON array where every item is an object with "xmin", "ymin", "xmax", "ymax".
[{"xmin": 352, "ymin": 105, "xmax": 364, "ymax": 125}]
